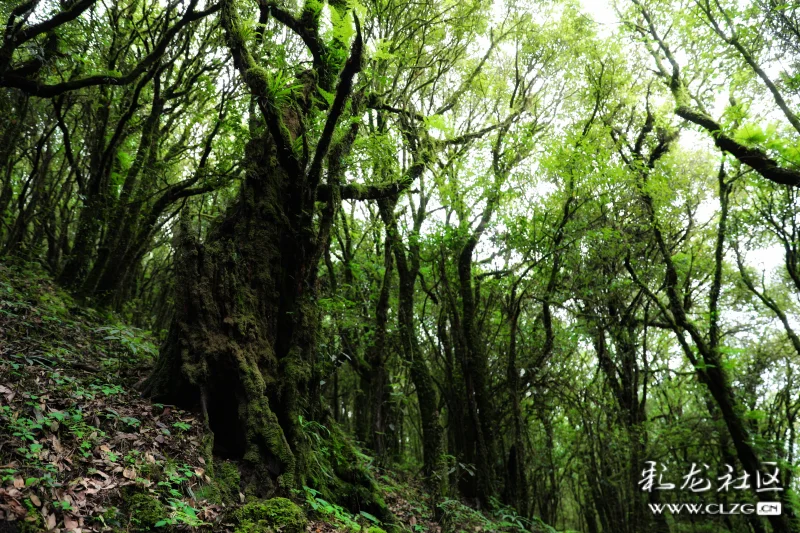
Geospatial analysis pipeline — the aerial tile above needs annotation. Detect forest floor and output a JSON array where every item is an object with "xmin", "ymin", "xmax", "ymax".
[{"xmin": 0, "ymin": 262, "xmax": 551, "ymax": 533}]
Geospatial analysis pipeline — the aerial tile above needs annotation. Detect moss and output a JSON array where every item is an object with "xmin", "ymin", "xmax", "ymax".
[
  {"xmin": 97, "ymin": 506, "xmax": 127, "ymax": 532},
  {"xmin": 234, "ymin": 498, "xmax": 306, "ymax": 533},
  {"xmin": 325, "ymin": 427, "xmax": 394, "ymax": 525},
  {"xmin": 136, "ymin": 461, "xmax": 163, "ymax": 484},
  {"xmin": 19, "ymin": 500, "xmax": 44, "ymax": 533},
  {"xmin": 438, "ymin": 499, "xmax": 490, "ymax": 533},
  {"xmin": 238, "ymin": 375, "xmax": 295, "ymax": 489},
  {"xmin": 246, "ymin": 66, "xmax": 271, "ymax": 97},
  {"xmin": 213, "ymin": 460, "xmax": 241, "ymax": 505},
  {"xmin": 194, "ymin": 459, "xmax": 240, "ymax": 505},
  {"xmin": 127, "ymin": 492, "xmax": 167, "ymax": 531},
  {"xmin": 366, "ymin": 527, "xmax": 387, "ymax": 533}
]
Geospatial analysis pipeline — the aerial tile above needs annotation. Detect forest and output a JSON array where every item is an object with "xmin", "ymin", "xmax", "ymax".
[{"xmin": 1, "ymin": 0, "xmax": 799, "ymax": 532}]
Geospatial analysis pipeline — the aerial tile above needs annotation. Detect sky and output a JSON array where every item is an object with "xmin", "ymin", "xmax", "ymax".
[{"xmin": 579, "ymin": 0, "xmax": 620, "ymax": 35}]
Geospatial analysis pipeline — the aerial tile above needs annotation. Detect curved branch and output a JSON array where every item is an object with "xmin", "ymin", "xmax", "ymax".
[
  {"xmin": 0, "ymin": 2, "xmax": 218, "ymax": 98},
  {"xmin": 307, "ymin": 14, "xmax": 363, "ymax": 190},
  {"xmin": 220, "ymin": 0, "xmax": 301, "ymax": 176},
  {"xmin": 676, "ymin": 105, "xmax": 800, "ymax": 186},
  {"xmin": 1, "ymin": 0, "xmax": 97, "ymax": 73},
  {"xmin": 317, "ymin": 160, "xmax": 425, "ymax": 202}
]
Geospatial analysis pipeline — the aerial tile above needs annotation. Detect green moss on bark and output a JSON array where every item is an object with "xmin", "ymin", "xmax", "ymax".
[
  {"xmin": 307, "ymin": 426, "xmax": 395, "ymax": 527},
  {"xmin": 199, "ymin": 459, "xmax": 241, "ymax": 505}
]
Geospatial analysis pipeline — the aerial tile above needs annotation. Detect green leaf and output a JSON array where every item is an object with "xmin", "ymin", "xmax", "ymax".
[{"xmin": 734, "ymin": 123, "xmax": 766, "ymax": 145}]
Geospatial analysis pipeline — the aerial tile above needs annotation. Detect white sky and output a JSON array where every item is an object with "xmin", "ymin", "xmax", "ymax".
[{"xmin": 579, "ymin": 0, "xmax": 620, "ymax": 35}]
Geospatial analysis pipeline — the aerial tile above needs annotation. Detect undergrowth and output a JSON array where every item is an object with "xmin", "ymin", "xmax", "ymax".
[{"xmin": 0, "ymin": 261, "xmax": 557, "ymax": 533}]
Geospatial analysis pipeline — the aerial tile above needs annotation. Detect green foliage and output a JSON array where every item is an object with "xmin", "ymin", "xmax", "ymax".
[
  {"xmin": 437, "ymin": 499, "xmax": 490, "ymax": 533},
  {"xmin": 155, "ymin": 499, "xmax": 209, "ymax": 528},
  {"xmin": 5, "ymin": 0, "xmax": 800, "ymax": 531},
  {"xmin": 95, "ymin": 324, "xmax": 158, "ymax": 365},
  {"xmin": 301, "ymin": 485, "xmax": 362, "ymax": 530}
]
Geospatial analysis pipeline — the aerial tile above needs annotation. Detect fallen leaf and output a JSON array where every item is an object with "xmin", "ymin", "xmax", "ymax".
[
  {"xmin": 46, "ymin": 512, "xmax": 56, "ymax": 529},
  {"xmin": 0, "ymin": 384, "xmax": 14, "ymax": 402},
  {"xmin": 13, "ymin": 477, "xmax": 24, "ymax": 489},
  {"xmin": 30, "ymin": 494, "xmax": 41, "ymax": 507},
  {"xmin": 123, "ymin": 467, "xmax": 136, "ymax": 480},
  {"xmin": 64, "ymin": 515, "xmax": 79, "ymax": 530}
]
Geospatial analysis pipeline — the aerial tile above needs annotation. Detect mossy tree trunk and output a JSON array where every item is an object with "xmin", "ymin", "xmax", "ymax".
[
  {"xmin": 324, "ymin": 215, "xmax": 396, "ymax": 463},
  {"xmin": 141, "ymin": 0, "xmax": 363, "ymax": 495},
  {"xmin": 354, "ymin": 231, "xmax": 396, "ymax": 461},
  {"xmin": 378, "ymin": 191, "xmax": 447, "ymax": 501},
  {"xmin": 0, "ymin": 90, "xmax": 28, "ymax": 242},
  {"xmin": 146, "ymin": 127, "xmax": 324, "ymax": 491},
  {"xmin": 141, "ymin": 0, "xmax": 409, "ymax": 503}
]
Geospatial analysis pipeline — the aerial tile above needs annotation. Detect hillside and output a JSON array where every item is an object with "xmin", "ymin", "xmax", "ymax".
[{"xmin": 0, "ymin": 261, "xmax": 553, "ymax": 532}]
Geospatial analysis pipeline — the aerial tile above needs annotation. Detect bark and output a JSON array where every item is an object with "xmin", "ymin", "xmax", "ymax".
[
  {"xmin": 81, "ymin": 81, "xmax": 164, "ymax": 296},
  {"xmin": 455, "ymin": 236, "xmax": 498, "ymax": 503},
  {"xmin": 3, "ymin": 123, "xmax": 56, "ymax": 256},
  {"xmin": 57, "ymin": 88, "xmax": 114, "ymax": 288},
  {"xmin": 141, "ymin": 128, "xmax": 311, "ymax": 492},
  {"xmin": 141, "ymin": 3, "xmax": 395, "ymax": 521},
  {"xmin": 503, "ymin": 297, "xmax": 527, "ymax": 513},
  {"xmin": 0, "ymin": 90, "xmax": 28, "ymax": 240},
  {"xmin": 378, "ymin": 194, "xmax": 447, "ymax": 499},
  {"xmin": 437, "ymin": 305, "xmax": 475, "ymax": 497},
  {"xmin": 359, "ymin": 232, "xmax": 395, "ymax": 460}
]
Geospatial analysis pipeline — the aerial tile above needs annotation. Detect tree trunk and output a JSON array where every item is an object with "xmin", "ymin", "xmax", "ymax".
[
  {"xmin": 141, "ymin": 129, "xmax": 316, "ymax": 493},
  {"xmin": 456, "ymin": 240, "xmax": 498, "ymax": 503},
  {"xmin": 360, "ymin": 232, "xmax": 394, "ymax": 461},
  {"xmin": 379, "ymin": 195, "xmax": 447, "ymax": 499}
]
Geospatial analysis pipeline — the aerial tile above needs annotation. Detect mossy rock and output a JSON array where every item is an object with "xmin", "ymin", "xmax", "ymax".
[
  {"xmin": 234, "ymin": 498, "xmax": 306, "ymax": 533},
  {"xmin": 126, "ymin": 492, "xmax": 168, "ymax": 532}
]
